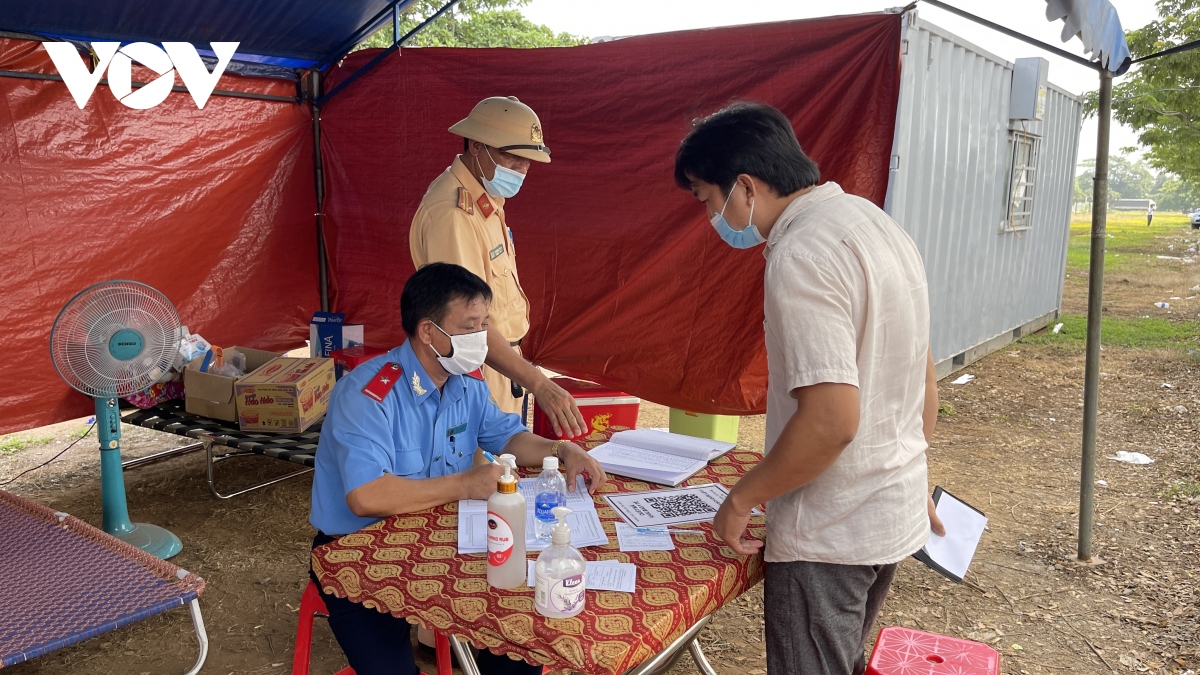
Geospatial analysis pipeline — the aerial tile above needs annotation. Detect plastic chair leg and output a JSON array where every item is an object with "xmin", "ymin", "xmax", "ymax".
[
  {"xmin": 292, "ymin": 582, "xmax": 323, "ymax": 675},
  {"xmin": 293, "ymin": 581, "xmax": 356, "ymax": 675},
  {"xmin": 435, "ymin": 630, "xmax": 452, "ymax": 675}
]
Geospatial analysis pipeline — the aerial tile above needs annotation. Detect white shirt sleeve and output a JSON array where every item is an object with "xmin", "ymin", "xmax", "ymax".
[{"xmin": 764, "ymin": 251, "xmax": 860, "ymax": 394}]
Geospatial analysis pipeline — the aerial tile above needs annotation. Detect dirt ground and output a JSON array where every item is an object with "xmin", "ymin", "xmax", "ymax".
[{"xmin": 2, "ymin": 213, "xmax": 1197, "ymax": 675}]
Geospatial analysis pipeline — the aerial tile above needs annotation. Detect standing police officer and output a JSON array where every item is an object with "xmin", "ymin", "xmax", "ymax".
[{"xmin": 410, "ymin": 96, "xmax": 586, "ymax": 439}]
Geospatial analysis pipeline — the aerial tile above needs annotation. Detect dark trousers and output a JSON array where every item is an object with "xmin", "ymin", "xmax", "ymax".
[
  {"xmin": 311, "ymin": 534, "xmax": 541, "ymax": 675},
  {"xmin": 764, "ymin": 560, "xmax": 898, "ymax": 675}
]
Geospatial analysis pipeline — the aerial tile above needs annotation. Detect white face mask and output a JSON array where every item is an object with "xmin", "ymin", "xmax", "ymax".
[{"xmin": 429, "ymin": 322, "xmax": 488, "ymax": 375}]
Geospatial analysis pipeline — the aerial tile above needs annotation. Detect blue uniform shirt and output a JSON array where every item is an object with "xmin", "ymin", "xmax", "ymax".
[{"xmin": 310, "ymin": 339, "xmax": 528, "ymax": 535}]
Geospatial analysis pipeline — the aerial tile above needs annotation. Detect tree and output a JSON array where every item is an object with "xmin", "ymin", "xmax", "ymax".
[
  {"xmin": 355, "ymin": 0, "xmax": 587, "ymax": 50},
  {"xmin": 1076, "ymin": 156, "xmax": 1155, "ymax": 205},
  {"xmin": 1154, "ymin": 175, "xmax": 1200, "ymax": 211},
  {"xmin": 1109, "ymin": 0, "xmax": 1200, "ymax": 183}
]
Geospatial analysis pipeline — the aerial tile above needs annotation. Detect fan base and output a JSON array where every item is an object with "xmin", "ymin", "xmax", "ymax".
[{"xmin": 115, "ymin": 522, "xmax": 183, "ymax": 560}]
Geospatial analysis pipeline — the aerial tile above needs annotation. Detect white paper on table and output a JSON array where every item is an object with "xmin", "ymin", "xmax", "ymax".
[
  {"xmin": 916, "ymin": 489, "xmax": 988, "ymax": 582},
  {"xmin": 604, "ymin": 483, "xmax": 731, "ymax": 528},
  {"xmin": 526, "ymin": 509, "xmax": 609, "ymax": 551},
  {"xmin": 461, "ymin": 475, "xmax": 594, "ymax": 515},
  {"xmin": 614, "ymin": 522, "xmax": 674, "ymax": 552},
  {"xmin": 526, "ymin": 559, "xmax": 636, "ymax": 592},
  {"xmin": 457, "ymin": 477, "xmax": 607, "ymax": 554}
]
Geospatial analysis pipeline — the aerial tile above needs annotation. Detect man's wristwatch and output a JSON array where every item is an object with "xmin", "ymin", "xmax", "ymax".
[{"xmin": 551, "ymin": 439, "xmax": 569, "ymax": 461}]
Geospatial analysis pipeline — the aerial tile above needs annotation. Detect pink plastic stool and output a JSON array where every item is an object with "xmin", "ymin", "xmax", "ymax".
[{"xmin": 867, "ymin": 626, "xmax": 1001, "ymax": 675}]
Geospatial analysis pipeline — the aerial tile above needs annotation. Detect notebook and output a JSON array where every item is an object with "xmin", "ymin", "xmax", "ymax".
[{"xmin": 586, "ymin": 429, "xmax": 736, "ymax": 486}]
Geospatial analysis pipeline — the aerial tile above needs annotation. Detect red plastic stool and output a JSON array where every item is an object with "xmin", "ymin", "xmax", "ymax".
[
  {"xmin": 292, "ymin": 581, "xmax": 356, "ymax": 675},
  {"xmin": 867, "ymin": 626, "xmax": 1001, "ymax": 675}
]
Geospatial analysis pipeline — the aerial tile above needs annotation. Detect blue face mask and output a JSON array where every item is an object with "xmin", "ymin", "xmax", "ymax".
[
  {"xmin": 710, "ymin": 187, "xmax": 765, "ymax": 249},
  {"xmin": 478, "ymin": 147, "xmax": 525, "ymax": 199}
]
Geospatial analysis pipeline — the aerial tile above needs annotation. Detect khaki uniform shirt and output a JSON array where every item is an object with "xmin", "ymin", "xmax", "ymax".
[
  {"xmin": 762, "ymin": 182, "xmax": 931, "ymax": 565},
  {"xmin": 410, "ymin": 157, "xmax": 531, "ymax": 413}
]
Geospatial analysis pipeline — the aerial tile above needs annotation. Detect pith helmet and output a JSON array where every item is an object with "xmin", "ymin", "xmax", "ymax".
[{"xmin": 449, "ymin": 96, "xmax": 551, "ymax": 163}]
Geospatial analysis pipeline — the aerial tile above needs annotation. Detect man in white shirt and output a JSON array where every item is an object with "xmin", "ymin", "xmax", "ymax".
[{"xmin": 674, "ymin": 102, "xmax": 944, "ymax": 675}]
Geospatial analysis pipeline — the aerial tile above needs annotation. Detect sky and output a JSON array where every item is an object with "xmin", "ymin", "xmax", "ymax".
[{"xmin": 522, "ymin": 0, "xmax": 1165, "ymax": 167}]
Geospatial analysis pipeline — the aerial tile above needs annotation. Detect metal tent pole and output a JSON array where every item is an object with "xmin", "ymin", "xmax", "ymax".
[
  {"xmin": 1078, "ymin": 69, "xmax": 1113, "ymax": 563},
  {"xmin": 310, "ymin": 69, "xmax": 330, "ymax": 312}
]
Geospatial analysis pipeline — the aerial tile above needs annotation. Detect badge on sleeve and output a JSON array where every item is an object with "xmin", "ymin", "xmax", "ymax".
[
  {"xmin": 476, "ymin": 194, "xmax": 495, "ymax": 219},
  {"xmin": 456, "ymin": 187, "xmax": 474, "ymax": 215},
  {"xmin": 362, "ymin": 362, "xmax": 403, "ymax": 402}
]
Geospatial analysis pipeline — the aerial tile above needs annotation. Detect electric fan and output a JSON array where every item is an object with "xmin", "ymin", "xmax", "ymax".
[{"xmin": 50, "ymin": 280, "xmax": 184, "ymax": 559}]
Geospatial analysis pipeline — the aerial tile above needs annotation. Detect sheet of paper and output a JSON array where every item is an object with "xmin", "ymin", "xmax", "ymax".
[
  {"xmin": 526, "ymin": 509, "xmax": 609, "ymax": 551},
  {"xmin": 526, "ymin": 560, "xmax": 636, "ymax": 592},
  {"xmin": 517, "ymin": 475, "xmax": 595, "ymax": 509},
  {"xmin": 921, "ymin": 491, "xmax": 988, "ymax": 580},
  {"xmin": 460, "ymin": 475, "xmax": 595, "ymax": 515},
  {"xmin": 457, "ymin": 511, "xmax": 488, "ymax": 554},
  {"xmin": 614, "ymin": 522, "xmax": 674, "ymax": 552},
  {"xmin": 604, "ymin": 483, "xmax": 731, "ymax": 528},
  {"xmin": 457, "ymin": 480, "xmax": 608, "ymax": 554}
]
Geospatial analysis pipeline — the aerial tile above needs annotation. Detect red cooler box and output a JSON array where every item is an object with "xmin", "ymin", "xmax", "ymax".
[
  {"xmin": 533, "ymin": 378, "xmax": 640, "ymax": 440},
  {"xmin": 330, "ymin": 345, "xmax": 388, "ymax": 380}
]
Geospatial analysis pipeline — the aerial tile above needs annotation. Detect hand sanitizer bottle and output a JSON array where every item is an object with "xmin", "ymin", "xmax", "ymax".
[
  {"xmin": 534, "ymin": 506, "xmax": 586, "ymax": 618},
  {"xmin": 487, "ymin": 456, "xmax": 526, "ymax": 590},
  {"xmin": 533, "ymin": 456, "xmax": 567, "ymax": 541}
]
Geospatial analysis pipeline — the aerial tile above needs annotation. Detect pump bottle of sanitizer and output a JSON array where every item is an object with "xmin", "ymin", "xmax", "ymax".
[
  {"xmin": 534, "ymin": 506, "xmax": 586, "ymax": 618},
  {"xmin": 487, "ymin": 455, "xmax": 526, "ymax": 590}
]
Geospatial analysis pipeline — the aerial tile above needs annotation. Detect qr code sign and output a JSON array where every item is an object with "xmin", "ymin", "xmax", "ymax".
[{"xmin": 643, "ymin": 493, "xmax": 714, "ymax": 519}]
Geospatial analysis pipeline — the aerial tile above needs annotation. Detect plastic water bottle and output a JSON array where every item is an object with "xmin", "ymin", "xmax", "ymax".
[{"xmin": 534, "ymin": 456, "xmax": 567, "ymax": 541}]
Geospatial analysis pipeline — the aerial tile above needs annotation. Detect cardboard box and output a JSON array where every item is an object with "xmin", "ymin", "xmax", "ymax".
[
  {"xmin": 309, "ymin": 312, "xmax": 364, "ymax": 358},
  {"xmin": 532, "ymin": 377, "xmax": 640, "ymax": 440},
  {"xmin": 184, "ymin": 346, "xmax": 281, "ymax": 422},
  {"xmin": 234, "ymin": 357, "xmax": 335, "ymax": 433},
  {"xmin": 331, "ymin": 345, "xmax": 389, "ymax": 379}
]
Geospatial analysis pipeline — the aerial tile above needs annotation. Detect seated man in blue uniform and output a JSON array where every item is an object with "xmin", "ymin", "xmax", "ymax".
[{"xmin": 309, "ymin": 262, "xmax": 608, "ymax": 675}]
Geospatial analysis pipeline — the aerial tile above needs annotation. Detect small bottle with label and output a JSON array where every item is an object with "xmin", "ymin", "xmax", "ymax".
[
  {"xmin": 487, "ymin": 456, "xmax": 527, "ymax": 590},
  {"xmin": 533, "ymin": 456, "xmax": 567, "ymax": 541},
  {"xmin": 534, "ymin": 506, "xmax": 586, "ymax": 618}
]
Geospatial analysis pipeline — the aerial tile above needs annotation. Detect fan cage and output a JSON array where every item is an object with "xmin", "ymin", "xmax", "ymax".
[{"xmin": 50, "ymin": 281, "xmax": 181, "ymax": 398}]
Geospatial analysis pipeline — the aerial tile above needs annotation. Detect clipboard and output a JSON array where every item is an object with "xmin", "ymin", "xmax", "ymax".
[{"xmin": 912, "ymin": 486, "xmax": 988, "ymax": 584}]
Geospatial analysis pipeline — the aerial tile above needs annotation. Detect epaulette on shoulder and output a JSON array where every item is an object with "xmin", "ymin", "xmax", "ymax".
[
  {"xmin": 362, "ymin": 362, "xmax": 403, "ymax": 403},
  {"xmin": 456, "ymin": 187, "xmax": 474, "ymax": 215}
]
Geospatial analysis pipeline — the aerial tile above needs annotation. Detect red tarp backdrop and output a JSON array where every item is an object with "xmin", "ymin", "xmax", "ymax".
[
  {"xmin": 0, "ymin": 38, "xmax": 318, "ymax": 435},
  {"xmin": 322, "ymin": 12, "xmax": 902, "ymax": 415}
]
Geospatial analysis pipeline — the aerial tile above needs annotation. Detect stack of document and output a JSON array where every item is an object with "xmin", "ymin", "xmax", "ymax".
[
  {"xmin": 587, "ymin": 429, "xmax": 735, "ymax": 486},
  {"xmin": 457, "ymin": 475, "xmax": 609, "ymax": 554}
]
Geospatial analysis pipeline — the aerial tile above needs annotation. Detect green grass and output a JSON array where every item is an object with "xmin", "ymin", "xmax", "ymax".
[
  {"xmin": 68, "ymin": 425, "xmax": 91, "ymax": 441},
  {"xmin": 0, "ymin": 434, "xmax": 53, "ymax": 456},
  {"xmin": 1020, "ymin": 313, "xmax": 1200, "ymax": 351},
  {"xmin": 1066, "ymin": 211, "xmax": 1194, "ymax": 273}
]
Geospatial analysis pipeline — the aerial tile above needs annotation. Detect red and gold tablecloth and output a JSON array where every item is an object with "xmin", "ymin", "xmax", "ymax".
[{"xmin": 311, "ymin": 431, "xmax": 765, "ymax": 674}]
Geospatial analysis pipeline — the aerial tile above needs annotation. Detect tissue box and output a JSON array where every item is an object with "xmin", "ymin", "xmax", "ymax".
[
  {"xmin": 183, "ymin": 346, "xmax": 281, "ymax": 422},
  {"xmin": 309, "ymin": 312, "xmax": 364, "ymax": 358},
  {"xmin": 234, "ymin": 357, "xmax": 335, "ymax": 433}
]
